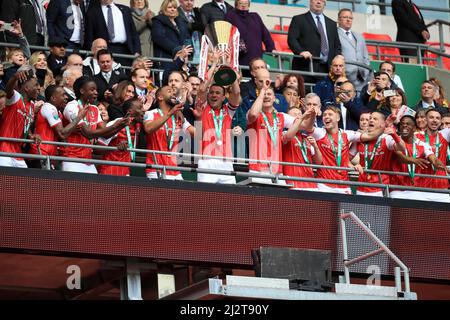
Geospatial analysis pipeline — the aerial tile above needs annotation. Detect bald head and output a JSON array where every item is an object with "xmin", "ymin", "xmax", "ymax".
[
  {"xmin": 254, "ymin": 69, "xmax": 271, "ymax": 89},
  {"xmin": 91, "ymin": 38, "xmax": 108, "ymax": 59},
  {"xmin": 66, "ymin": 54, "xmax": 83, "ymax": 70}
]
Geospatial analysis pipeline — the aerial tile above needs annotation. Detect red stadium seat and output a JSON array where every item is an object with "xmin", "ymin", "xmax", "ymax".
[
  {"xmin": 425, "ymin": 42, "xmax": 450, "ymax": 70},
  {"xmin": 362, "ymin": 32, "xmax": 401, "ymax": 61},
  {"xmin": 271, "ymin": 32, "xmax": 292, "ymax": 53}
]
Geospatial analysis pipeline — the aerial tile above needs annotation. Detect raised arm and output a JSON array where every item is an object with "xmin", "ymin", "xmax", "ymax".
[
  {"xmin": 247, "ymin": 88, "xmax": 265, "ymax": 124},
  {"xmin": 144, "ymin": 105, "xmax": 183, "ymax": 134}
]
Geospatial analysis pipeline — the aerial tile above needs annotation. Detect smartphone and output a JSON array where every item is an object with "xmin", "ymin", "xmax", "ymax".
[
  {"xmin": 1, "ymin": 23, "xmax": 14, "ymax": 32},
  {"xmin": 383, "ymin": 89, "xmax": 397, "ymax": 98}
]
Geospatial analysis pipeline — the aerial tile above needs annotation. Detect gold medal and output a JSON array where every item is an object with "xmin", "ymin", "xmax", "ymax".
[{"xmin": 217, "ymin": 140, "xmax": 223, "ymax": 146}]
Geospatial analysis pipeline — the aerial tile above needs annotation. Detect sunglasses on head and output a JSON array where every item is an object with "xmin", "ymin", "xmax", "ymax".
[{"xmin": 335, "ymin": 81, "xmax": 345, "ymax": 87}]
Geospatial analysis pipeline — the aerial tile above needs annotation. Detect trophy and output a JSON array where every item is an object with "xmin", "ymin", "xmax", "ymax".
[{"xmin": 198, "ymin": 21, "xmax": 240, "ymax": 86}]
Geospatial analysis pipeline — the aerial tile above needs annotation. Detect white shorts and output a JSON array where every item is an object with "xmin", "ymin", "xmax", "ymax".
[
  {"xmin": 415, "ymin": 191, "xmax": 450, "ymax": 203},
  {"xmin": 317, "ymin": 183, "xmax": 351, "ymax": 195},
  {"xmin": 61, "ymin": 161, "xmax": 98, "ymax": 174},
  {"xmin": 146, "ymin": 172, "xmax": 183, "ymax": 180},
  {"xmin": 249, "ymin": 170, "xmax": 287, "ymax": 185},
  {"xmin": 0, "ymin": 156, "xmax": 27, "ymax": 168},
  {"xmin": 357, "ymin": 190, "xmax": 384, "ymax": 197},
  {"xmin": 390, "ymin": 190, "xmax": 424, "ymax": 201},
  {"xmin": 197, "ymin": 159, "xmax": 236, "ymax": 184}
]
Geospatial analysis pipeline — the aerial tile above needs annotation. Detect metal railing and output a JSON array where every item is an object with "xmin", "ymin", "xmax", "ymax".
[
  {"xmin": 426, "ymin": 19, "xmax": 450, "ymax": 57},
  {"xmin": 0, "ymin": 137, "xmax": 449, "ymax": 198}
]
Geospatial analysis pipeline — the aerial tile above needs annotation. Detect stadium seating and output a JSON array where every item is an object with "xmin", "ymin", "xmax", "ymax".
[
  {"xmin": 271, "ymin": 24, "xmax": 292, "ymax": 53},
  {"xmin": 362, "ymin": 32, "xmax": 401, "ymax": 62},
  {"xmin": 424, "ymin": 42, "xmax": 450, "ymax": 70}
]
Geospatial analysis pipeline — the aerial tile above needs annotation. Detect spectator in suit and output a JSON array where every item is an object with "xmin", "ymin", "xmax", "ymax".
[
  {"xmin": 337, "ymin": 8, "xmax": 370, "ymax": 92},
  {"xmin": 82, "ymin": 38, "xmax": 120, "ymax": 77},
  {"xmin": 46, "ymin": 0, "xmax": 86, "ymax": 50},
  {"xmin": 200, "ymin": 0, "xmax": 233, "ymax": 26},
  {"xmin": 392, "ymin": 0, "xmax": 429, "ymax": 63},
  {"xmin": 178, "ymin": 0, "xmax": 204, "ymax": 37},
  {"xmin": 85, "ymin": 0, "xmax": 141, "ymax": 66},
  {"xmin": 151, "ymin": 0, "xmax": 190, "ymax": 70},
  {"xmin": 240, "ymin": 57, "xmax": 267, "ymax": 100},
  {"xmin": 47, "ymin": 38, "xmax": 68, "ymax": 77},
  {"xmin": 288, "ymin": 0, "xmax": 341, "ymax": 86},
  {"xmin": 130, "ymin": 0, "xmax": 154, "ymax": 57},
  {"xmin": 62, "ymin": 67, "xmax": 83, "ymax": 102},
  {"xmin": 93, "ymin": 49, "xmax": 127, "ymax": 102},
  {"xmin": 414, "ymin": 80, "xmax": 448, "ymax": 115},
  {"xmin": 65, "ymin": 54, "xmax": 84, "ymax": 71},
  {"xmin": 1, "ymin": 0, "xmax": 47, "ymax": 46},
  {"xmin": 225, "ymin": 0, "xmax": 274, "ymax": 72},
  {"xmin": 314, "ymin": 55, "xmax": 346, "ymax": 106}
]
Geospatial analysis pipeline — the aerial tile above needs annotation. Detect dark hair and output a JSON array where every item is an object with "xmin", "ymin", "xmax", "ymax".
[
  {"xmin": 248, "ymin": 57, "xmax": 266, "ymax": 72},
  {"xmin": 44, "ymin": 84, "xmax": 60, "ymax": 101},
  {"xmin": 73, "ymin": 76, "xmax": 95, "ymax": 99},
  {"xmin": 209, "ymin": 84, "xmax": 226, "ymax": 95},
  {"xmin": 338, "ymin": 8, "xmax": 352, "ymax": 18},
  {"xmin": 401, "ymin": 114, "xmax": 417, "ymax": 127},
  {"xmin": 384, "ymin": 88, "xmax": 407, "ymax": 109},
  {"xmin": 374, "ymin": 71, "xmax": 392, "ymax": 81},
  {"xmin": 122, "ymin": 97, "xmax": 140, "ymax": 115},
  {"xmin": 370, "ymin": 110, "xmax": 387, "ymax": 121},
  {"xmin": 282, "ymin": 85, "xmax": 299, "ymax": 95},
  {"xmin": 280, "ymin": 73, "xmax": 305, "ymax": 98},
  {"xmin": 96, "ymin": 49, "xmax": 112, "ymax": 61},
  {"xmin": 442, "ymin": 113, "xmax": 450, "ymax": 118},
  {"xmin": 425, "ymin": 108, "xmax": 441, "ymax": 117},
  {"xmin": 379, "ymin": 61, "xmax": 396, "ymax": 73},
  {"xmin": 113, "ymin": 80, "xmax": 135, "ymax": 105},
  {"xmin": 324, "ymin": 105, "xmax": 341, "ymax": 116},
  {"xmin": 415, "ymin": 108, "xmax": 427, "ymax": 118}
]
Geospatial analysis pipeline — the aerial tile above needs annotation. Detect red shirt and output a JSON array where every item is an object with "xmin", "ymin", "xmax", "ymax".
[
  {"xmin": 61, "ymin": 100, "xmax": 103, "ymax": 159},
  {"xmin": 97, "ymin": 120, "xmax": 140, "ymax": 176},
  {"xmin": 144, "ymin": 109, "xmax": 191, "ymax": 176},
  {"xmin": 282, "ymin": 132, "xmax": 317, "ymax": 189},
  {"xmin": 201, "ymin": 103, "xmax": 236, "ymax": 159},
  {"xmin": 0, "ymin": 91, "xmax": 34, "ymax": 157},
  {"xmin": 352, "ymin": 134, "xmax": 396, "ymax": 193},
  {"xmin": 29, "ymin": 102, "xmax": 62, "ymax": 156},
  {"xmin": 390, "ymin": 138, "xmax": 433, "ymax": 188},
  {"xmin": 310, "ymin": 128, "xmax": 361, "ymax": 188},
  {"xmin": 247, "ymin": 111, "xmax": 295, "ymax": 173},
  {"xmin": 415, "ymin": 129, "xmax": 450, "ymax": 189}
]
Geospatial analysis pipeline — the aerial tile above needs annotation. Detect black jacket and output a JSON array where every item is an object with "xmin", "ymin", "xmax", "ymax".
[
  {"xmin": 392, "ymin": 0, "xmax": 428, "ymax": 44},
  {"xmin": 93, "ymin": 69, "xmax": 127, "ymax": 102},
  {"xmin": 177, "ymin": 7, "xmax": 204, "ymax": 36},
  {"xmin": 200, "ymin": 1, "xmax": 233, "ymax": 26},
  {"xmin": 1, "ymin": 0, "xmax": 41, "ymax": 45},
  {"xmin": 85, "ymin": 3, "xmax": 141, "ymax": 54},
  {"xmin": 47, "ymin": 54, "xmax": 67, "ymax": 77},
  {"xmin": 288, "ymin": 12, "xmax": 341, "ymax": 72}
]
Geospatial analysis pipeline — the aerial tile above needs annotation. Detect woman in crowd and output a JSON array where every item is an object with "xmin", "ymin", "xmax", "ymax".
[
  {"xmin": 225, "ymin": 0, "xmax": 274, "ymax": 77},
  {"xmin": 29, "ymin": 51, "xmax": 55, "ymax": 95},
  {"xmin": 379, "ymin": 88, "xmax": 407, "ymax": 117},
  {"xmin": 130, "ymin": 0, "xmax": 155, "ymax": 57},
  {"xmin": 415, "ymin": 108, "xmax": 427, "ymax": 132},
  {"xmin": 151, "ymin": 0, "xmax": 190, "ymax": 70},
  {"xmin": 108, "ymin": 80, "xmax": 137, "ymax": 121}
]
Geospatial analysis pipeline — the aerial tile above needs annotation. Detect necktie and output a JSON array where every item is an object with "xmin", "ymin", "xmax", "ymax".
[
  {"xmin": 316, "ymin": 16, "xmax": 329, "ymax": 58},
  {"xmin": 31, "ymin": 0, "xmax": 44, "ymax": 34},
  {"xmin": 410, "ymin": 1, "xmax": 421, "ymax": 19},
  {"xmin": 107, "ymin": 5, "xmax": 115, "ymax": 41},
  {"xmin": 103, "ymin": 72, "xmax": 111, "ymax": 83},
  {"xmin": 219, "ymin": 3, "xmax": 226, "ymax": 14},
  {"xmin": 346, "ymin": 31, "xmax": 356, "ymax": 46},
  {"xmin": 187, "ymin": 12, "xmax": 194, "ymax": 23}
]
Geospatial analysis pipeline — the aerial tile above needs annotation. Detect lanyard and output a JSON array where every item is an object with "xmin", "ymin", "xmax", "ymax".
[
  {"xmin": 294, "ymin": 135, "xmax": 310, "ymax": 164},
  {"xmin": 425, "ymin": 132, "xmax": 440, "ymax": 173},
  {"xmin": 262, "ymin": 111, "xmax": 278, "ymax": 147},
  {"xmin": 157, "ymin": 109, "xmax": 176, "ymax": 150},
  {"xmin": 364, "ymin": 135, "xmax": 383, "ymax": 170},
  {"xmin": 327, "ymin": 130, "xmax": 343, "ymax": 167},
  {"xmin": 211, "ymin": 108, "xmax": 224, "ymax": 143},
  {"xmin": 125, "ymin": 125, "xmax": 137, "ymax": 162},
  {"xmin": 77, "ymin": 99, "xmax": 89, "ymax": 126},
  {"xmin": 405, "ymin": 139, "xmax": 417, "ymax": 184},
  {"xmin": 20, "ymin": 94, "xmax": 33, "ymax": 138}
]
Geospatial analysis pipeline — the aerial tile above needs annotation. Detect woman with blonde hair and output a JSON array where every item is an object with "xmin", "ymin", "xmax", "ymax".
[
  {"xmin": 151, "ymin": 0, "xmax": 190, "ymax": 69},
  {"xmin": 29, "ymin": 51, "xmax": 55, "ymax": 95}
]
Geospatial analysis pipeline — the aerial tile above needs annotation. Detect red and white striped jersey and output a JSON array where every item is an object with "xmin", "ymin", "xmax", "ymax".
[
  {"xmin": 144, "ymin": 109, "xmax": 191, "ymax": 176},
  {"xmin": 0, "ymin": 91, "xmax": 34, "ymax": 157},
  {"xmin": 29, "ymin": 102, "xmax": 62, "ymax": 156},
  {"xmin": 310, "ymin": 127, "xmax": 361, "ymax": 188},
  {"xmin": 60, "ymin": 100, "xmax": 102, "ymax": 159}
]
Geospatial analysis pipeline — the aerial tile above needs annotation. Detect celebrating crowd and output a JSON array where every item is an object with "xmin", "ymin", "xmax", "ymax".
[{"xmin": 0, "ymin": 0, "xmax": 449, "ymax": 202}]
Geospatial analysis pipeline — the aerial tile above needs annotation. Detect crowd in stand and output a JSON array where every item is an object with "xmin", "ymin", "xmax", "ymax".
[{"xmin": 0, "ymin": 0, "xmax": 449, "ymax": 202}]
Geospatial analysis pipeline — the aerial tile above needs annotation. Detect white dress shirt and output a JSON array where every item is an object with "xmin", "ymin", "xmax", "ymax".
[
  {"xmin": 101, "ymin": 3, "xmax": 127, "ymax": 44},
  {"xmin": 70, "ymin": 1, "xmax": 83, "ymax": 43},
  {"xmin": 310, "ymin": 12, "xmax": 329, "ymax": 60}
]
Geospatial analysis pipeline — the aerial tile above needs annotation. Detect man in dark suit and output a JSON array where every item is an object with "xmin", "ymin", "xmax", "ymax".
[
  {"xmin": 414, "ymin": 80, "xmax": 448, "ymax": 115},
  {"xmin": 200, "ymin": 0, "xmax": 233, "ymax": 26},
  {"xmin": 93, "ymin": 49, "xmax": 126, "ymax": 102},
  {"xmin": 287, "ymin": 0, "xmax": 341, "ymax": 87},
  {"xmin": 1, "ymin": 0, "xmax": 47, "ymax": 46},
  {"xmin": 46, "ymin": 0, "xmax": 88, "ymax": 50},
  {"xmin": 392, "ymin": 0, "xmax": 429, "ymax": 63},
  {"xmin": 47, "ymin": 38, "xmax": 68, "ymax": 77},
  {"xmin": 178, "ymin": 0, "xmax": 204, "ymax": 36},
  {"xmin": 85, "ymin": 0, "xmax": 141, "ymax": 66}
]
